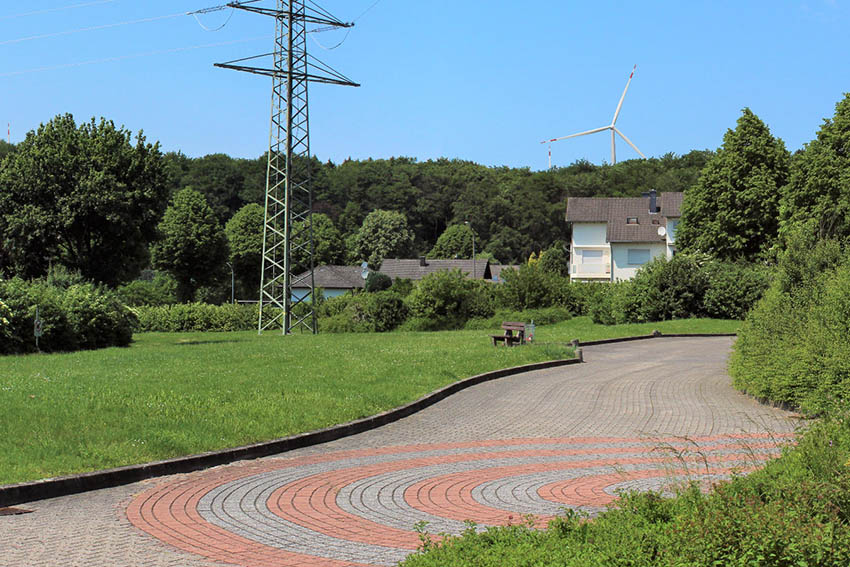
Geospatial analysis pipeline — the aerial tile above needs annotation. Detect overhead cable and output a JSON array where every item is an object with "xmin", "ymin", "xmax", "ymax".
[
  {"xmin": 0, "ymin": 12, "xmax": 187, "ymax": 47},
  {"xmin": 0, "ymin": 36, "xmax": 269, "ymax": 77},
  {"xmin": 0, "ymin": 0, "xmax": 118, "ymax": 22}
]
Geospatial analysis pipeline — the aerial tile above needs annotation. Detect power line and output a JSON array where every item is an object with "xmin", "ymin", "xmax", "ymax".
[
  {"xmin": 0, "ymin": 12, "xmax": 187, "ymax": 47},
  {"xmin": 353, "ymin": 0, "xmax": 383, "ymax": 22},
  {"xmin": 0, "ymin": 0, "xmax": 118, "ymax": 22},
  {"xmin": 0, "ymin": 36, "xmax": 269, "ymax": 78}
]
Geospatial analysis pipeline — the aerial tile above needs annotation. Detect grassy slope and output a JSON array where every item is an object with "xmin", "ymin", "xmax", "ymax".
[{"xmin": 0, "ymin": 317, "xmax": 738, "ymax": 485}]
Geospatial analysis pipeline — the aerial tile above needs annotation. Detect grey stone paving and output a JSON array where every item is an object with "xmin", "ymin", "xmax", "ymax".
[{"xmin": 0, "ymin": 337, "xmax": 800, "ymax": 567}]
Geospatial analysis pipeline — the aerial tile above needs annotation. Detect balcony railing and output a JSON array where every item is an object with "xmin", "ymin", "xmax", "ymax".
[{"xmin": 572, "ymin": 263, "xmax": 611, "ymax": 278}]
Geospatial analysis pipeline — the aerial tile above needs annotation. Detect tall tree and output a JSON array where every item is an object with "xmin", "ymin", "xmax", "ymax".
[
  {"xmin": 292, "ymin": 213, "xmax": 345, "ymax": 273},
  {"xmin": 0, "ymin": 140, "xmax": 15, "ymax": 163},
  {"xmin": 225, "ymin": 203, "xmax": 264, "ymax": 300},
  {"xmin": 353, "ymin": 209, "xmax": 415, "ymax": 268},
  {"xmin": 0, "ymin": 114, "xmax": 167, "ymax": 284},
  {"xmin": 429, "ymin": 223, "xmax": 474, "ymax": 258},
  {"xmin": 676, "ymin": 109, "xmax": 790, "ymax": 260},
  {"xmin": 152, "ymin": 188, "xmax": 228, "ymax": 302},
  {"xmin": 780, "ymin": 93, "xmax": 850, "ymax": 240}
]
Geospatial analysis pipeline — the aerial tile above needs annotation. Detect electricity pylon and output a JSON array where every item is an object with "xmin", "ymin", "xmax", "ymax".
[{"xmin": 216, "ymin": 1, "xmax": 358, "ymax": 334}]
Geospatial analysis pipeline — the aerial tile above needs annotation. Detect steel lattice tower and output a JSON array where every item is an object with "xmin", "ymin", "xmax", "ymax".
[{"xmin": 216, "ymin": 1, "xmax": 357, "ymax": 334}]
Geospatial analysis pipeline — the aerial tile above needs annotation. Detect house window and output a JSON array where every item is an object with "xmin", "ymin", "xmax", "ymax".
[
  {"xmin": 627, "ymin": 248, "xmax": 651, "ymax": 265},
  {"xmin": 626, "ymin": 217, "xmax": 639, "ymax": 225},
  {"xmin": 581, "ymin": 249, "xmax": 603, "ymax": 264}
]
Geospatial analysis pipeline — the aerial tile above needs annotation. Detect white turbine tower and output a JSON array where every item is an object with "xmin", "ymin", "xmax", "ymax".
[{"xmin": 542, "ymin": 65, "xmax": 646, "ymax": 167}]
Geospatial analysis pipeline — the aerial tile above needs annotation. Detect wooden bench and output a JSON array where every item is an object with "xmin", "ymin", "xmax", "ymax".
[{"xmin": 491, "ymin": 321, "xmax": 526, "ymax": 347}]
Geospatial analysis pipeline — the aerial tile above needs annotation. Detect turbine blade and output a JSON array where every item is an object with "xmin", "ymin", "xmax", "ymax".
[
  {"xmin": 611, "ymin": 64, "xmax": 637, "ymax": 126},
  {"xmin": 613, "ymin": 127, "xmax": 646, "ymax": 159},
  {"xmin": 546, "ymin": 125, "xmax": 610, "ymax": 143}
]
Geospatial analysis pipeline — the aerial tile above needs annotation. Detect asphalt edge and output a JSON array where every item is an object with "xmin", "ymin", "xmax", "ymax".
[{"xmin": 0, "ymin": 356, "xmax": 582, "ymax": 507}]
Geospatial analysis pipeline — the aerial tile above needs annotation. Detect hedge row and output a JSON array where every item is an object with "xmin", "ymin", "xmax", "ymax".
[
  {"xmin": 730, "ymin": 237, "xmax": 850, "ymax": 414},
  {"xmin": 132, "ymin": 303, "xmax": 259, "ymax": 332},
  {"xmin": 0, "ymin": 277, "xmax": 134, "ymax": 354}
]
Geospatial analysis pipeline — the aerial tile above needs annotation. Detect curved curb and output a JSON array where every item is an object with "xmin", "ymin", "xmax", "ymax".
[
  {"xmin": 575, "ymin": 331, "xmax": 736, "ymax": 347},
  {"xmin": 0, "ymin": 357, "xmax": 580, "ymax": 507}
]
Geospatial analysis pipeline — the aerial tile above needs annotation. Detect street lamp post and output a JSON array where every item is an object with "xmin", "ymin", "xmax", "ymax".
[
  {"xmin": 465, "ymin": 221, "xmax": 476, "ymax": 279},
  {"xmin": 226, "ymin": 262, "xmax": 235, "ymax": 304}
]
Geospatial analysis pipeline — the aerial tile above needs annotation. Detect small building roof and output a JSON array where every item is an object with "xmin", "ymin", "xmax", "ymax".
[
  {"xmin": 489, "ymin": 264, "xmax": 520, "ymax": 281},
  {"xmin": 292, "ymin": 265, "xmax": 366, "ymax": 290},
  {"xmin": 378, "ymin": 258, "xmax": 491, "ymax": 281}
]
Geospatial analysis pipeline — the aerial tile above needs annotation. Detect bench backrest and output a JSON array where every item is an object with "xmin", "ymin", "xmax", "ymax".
[{"xmin": 501, "ymin": 322, "xmax": 526, "ymax": 332}]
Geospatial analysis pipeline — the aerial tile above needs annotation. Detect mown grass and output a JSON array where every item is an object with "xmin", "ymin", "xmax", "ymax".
[{"xmin": 0, "ymin": 317, "xmax": 737, "ymax": 485}]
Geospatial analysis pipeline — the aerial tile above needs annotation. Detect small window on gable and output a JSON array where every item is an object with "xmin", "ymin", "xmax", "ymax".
[{"xmin": 626, "ymin": 217, "xmax": 639, "ymax": 225}]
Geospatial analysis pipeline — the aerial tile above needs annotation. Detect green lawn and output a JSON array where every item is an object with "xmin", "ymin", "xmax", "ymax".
[{"xmin": 0, "ymin": 317, "xmax": 738, "ymax": 485}]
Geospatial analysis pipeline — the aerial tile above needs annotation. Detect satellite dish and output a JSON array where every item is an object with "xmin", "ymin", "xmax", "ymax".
[
  {"xmin": 657, "ymin": 226, "xmax": 667, "ymax": 237},
  {"xmin": 360, "ymin": 261, "xmax": 369, "ymax": 280}
]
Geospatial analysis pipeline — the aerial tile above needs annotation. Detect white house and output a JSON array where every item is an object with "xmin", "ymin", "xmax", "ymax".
[{"xmin": 565, "ymin": 190, "xmax": 682, "ymax": 282}]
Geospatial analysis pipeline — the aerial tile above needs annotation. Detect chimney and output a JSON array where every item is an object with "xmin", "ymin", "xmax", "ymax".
[
  {"xmin": 648, "ymin": 189, "xmax": 658, "ymax": 213},
  {"xmin": 419, "ymin": 257, "xmax": 427, "ymax": 267}
]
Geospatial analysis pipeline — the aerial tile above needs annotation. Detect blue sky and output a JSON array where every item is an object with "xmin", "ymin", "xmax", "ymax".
[{"xmin": 2, "ymin": 1, "xmax": 849, "ymax": 170}]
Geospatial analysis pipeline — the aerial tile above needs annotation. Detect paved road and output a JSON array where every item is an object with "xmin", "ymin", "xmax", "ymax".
[{"xmin": 0, "ymin": 337, "xmax": 799, "ymax": 567}]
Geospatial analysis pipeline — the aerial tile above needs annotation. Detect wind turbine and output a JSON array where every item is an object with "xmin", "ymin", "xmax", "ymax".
[{"xmin": 542, "ymin": 65, "xmax": 646, "ymax": 167}]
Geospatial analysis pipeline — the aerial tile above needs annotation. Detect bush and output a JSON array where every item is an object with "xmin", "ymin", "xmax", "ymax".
[
  {"xmin": 389, "ymin": 277, "xmax": 414, "ymax": 297},
  {"xmin": 61, "ymin": 283, "xmax": 135, "ymax": 349},
  {"xmin": 497, "ymin": 264, "xmax": 553, "ymax": 310},
  {"xmin": 625, "ymin": 254, "xmax": 709, "ymax": 322},
  {"xmin": 587, "ymin": 281, "xmax": 636, "ymax": 325},
  {"xmin": 405, "ymin": 270, "xmax": 495, "ymax": 329},
  {"xmin": 703, "ymin": 261, "xmax": 772, "ymax": 320},
  {"xmin": 117, "ymin": 272, "xmax": 177, "ymax": 306},
  {"xmin": 320, "ymin": 291, "xmax": 408, "ymax": 333},
  {"xmin": 0, "ymin": 277, "xmax": 134, "ymax": 354},
  {"xmin": 730, "ymin": 236, "xmax": 850, "ymax": 414},
  {"xmin": 364, "ymin": 271, "xmax": 392, "ymax": 293}
]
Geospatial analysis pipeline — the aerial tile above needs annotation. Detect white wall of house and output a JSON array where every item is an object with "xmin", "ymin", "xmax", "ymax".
[
  {"xmin": 572, "ymin": 223, "xmax": 607, "ymax": 246},
  {"xmin": 570, "ymin": 223, "xmax": 611, "ymax": 281},
  {"xmin": 665, "ymin": 218, "xmax": 679, "ymax": 258},
  {"xmin": 611, "ymin": 242, "xmax": 667, "ymax": 281}
]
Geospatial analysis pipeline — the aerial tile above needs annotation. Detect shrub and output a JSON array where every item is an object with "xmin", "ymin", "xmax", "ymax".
[
  {"xmin": 319, "ymin": 291, "xmax": 408, "ymax": 333},
  {"xmin": 497, "ymin": 264, "xmax": 553, "ymax": 310},
  {"xmin": 537, "ymin": 241, "xmax": 570, "ymax": 277},
  {"xmin": 61, "ymin": 283, "xmax": 135, "ymax": 349},
  {"xmin": 389, "ymin": 277, "xmax": 414, "ymax": 297},
  {"xmin": 703, "ymin": 261, "xmax": 772, "ymax": 320},
  {"xmin": 0, "ymin": 277, "xmax": 134, "ymax": 353},
  {"xmin": 405, "ymin": 269, "xmax": 495, "ymax": 329},
  {"xmin": 117, "ymin": 272, "xmax": 178, "ymax": 306},
  {"xmin": 364, "ymin": 271, "xmax": 392, "ymax": 293},
  {"xmin": 625, "ymin": 254, "xmax": 709, "ymax": 322},
  {"xmin": 587, "ymin": 281, "xmax": 636, "ymax": 325}
]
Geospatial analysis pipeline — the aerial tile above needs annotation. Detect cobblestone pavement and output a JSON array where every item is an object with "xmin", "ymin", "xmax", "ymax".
[{"xmin": 0, "ymin": 337, "xmax": 800, "ymax": 567}]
